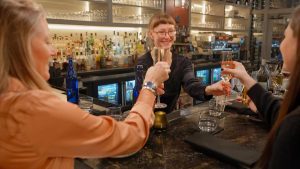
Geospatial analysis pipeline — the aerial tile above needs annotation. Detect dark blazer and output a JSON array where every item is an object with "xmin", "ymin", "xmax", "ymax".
[{"xmin": 248, "ymin": 83, "xmax": 300, "ymax": 169}]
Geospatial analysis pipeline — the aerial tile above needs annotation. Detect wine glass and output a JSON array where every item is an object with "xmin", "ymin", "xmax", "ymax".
[
  {"xmin": 220, "ymin": 51, "xmax": 234, "ymax": 105},
  {"xmin": 153, "ymin": 47, "xmax": 167, "ymax": 109},
  {"xmin": 221, "ymin": 51, "xmax": 234, "ymax": 82}
]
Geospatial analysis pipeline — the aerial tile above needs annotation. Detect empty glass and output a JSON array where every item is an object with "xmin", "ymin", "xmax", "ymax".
[
  {"xmin": 79, "ymin": 96, "xmax": 93, "ymax": 113},
  {"xmin": 198, "ymin": 110, "xmax": 218, "ymax": 132},
  {"xmin": 208, "ymin": 98, "xmax": 221, "ymax": 117},
  {"xmin": 215, "ymin": 95, "xmax": 226, "ymax": 114},
  {"xmin": 107, "ymin": 107, "xmax": 122, "ymax": 121}
]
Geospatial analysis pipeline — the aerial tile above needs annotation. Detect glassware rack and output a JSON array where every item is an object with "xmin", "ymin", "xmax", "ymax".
[
  {"xmin": 36, "ymin": 0, "xmax": 164, "ymax": 26},
  {"xmin": 190, "ymin": 0, "xmax": 251, "ymax": 32},
  {"xmin": 269, "ymin": 0, "xmax": 300, "ymax": 9}
]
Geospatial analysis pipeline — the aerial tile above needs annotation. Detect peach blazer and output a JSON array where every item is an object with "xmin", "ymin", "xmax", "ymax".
[{"xmin": 0, "ymin": 78, "xmax": 154, "ymax": 169}]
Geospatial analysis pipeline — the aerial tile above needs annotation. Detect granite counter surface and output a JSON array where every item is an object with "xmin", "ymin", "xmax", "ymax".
[{"xmin": 79, "ymin": 103, "xmax": 268, "ymax": 169}]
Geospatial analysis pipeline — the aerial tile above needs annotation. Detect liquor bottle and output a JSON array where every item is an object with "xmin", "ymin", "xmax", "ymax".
[
  {"xmin": 257, "ymin": 59, "xmax": 269, "ymax": 90},
  {"xmin": 133, "ymin": 64, "xmax": 144, "ymax": 104},
  {"xmin": 66, "ymin": 57, "xmax": 79, "ymax": 104}
]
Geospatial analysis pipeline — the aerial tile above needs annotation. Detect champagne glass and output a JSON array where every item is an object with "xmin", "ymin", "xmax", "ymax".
[
  {"xmin": 221, "ymin": 51, "xmax": 234, "ymax": 82},
  {"xmin": 153, "ymin": 47, "xmax": 167, "ymax": 109},
  {"xmin": 220, "ymin": 51, "xmax": 234, "ymax": 105}
]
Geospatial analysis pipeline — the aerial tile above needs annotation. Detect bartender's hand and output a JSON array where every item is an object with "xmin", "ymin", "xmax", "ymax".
[
  {"xmin": 205, "ymin": 80, "xmax": 231, "ymax": 96},
  {"xmin": 144, "ymin": 61, "xmax": 170, "ymax": 88},
  {"xmin": 156, "ymin": 83, "xmax": 165, "ymax": 96},
  {"xmin": 222, "ymin": 61, "xmax": 256, "ymax": 90}
]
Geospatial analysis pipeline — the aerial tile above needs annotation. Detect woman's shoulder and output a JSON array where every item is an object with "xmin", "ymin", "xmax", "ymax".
[{"xmin": 2, "ymin": 89, "xmax": 68, "ymax": 114}]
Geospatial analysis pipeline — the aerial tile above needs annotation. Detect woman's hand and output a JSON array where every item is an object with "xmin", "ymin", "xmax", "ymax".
[
  {"xmin": 143, "ymin": 62, "xmax": 171, "ymax": 88},
  {"xmin": 222, "ymin": 61, "xmax": 256, "ymax": 90}
]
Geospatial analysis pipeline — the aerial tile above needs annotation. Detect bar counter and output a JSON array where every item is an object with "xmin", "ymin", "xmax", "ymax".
[{"xmin": 79, "ymin": 103, "xmax": 269, "ymax": 169}]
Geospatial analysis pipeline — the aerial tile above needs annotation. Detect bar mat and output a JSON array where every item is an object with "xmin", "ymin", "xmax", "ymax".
[
  {"xmin": 90, "ymin": 109, "xmax": 106, "ymax": 116},
  {"xmin": 184, "ymin": 132, "xmax": 261, "ymax": 168},
  {"xmin": 226, "ymin": 101, "xmax": 259, "ymax": 117}
]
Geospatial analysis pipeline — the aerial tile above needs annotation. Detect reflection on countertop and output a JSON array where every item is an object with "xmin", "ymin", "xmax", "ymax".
[{"xmin": 80, "ymin": 103, "xmax": 268, "ymax": 169}]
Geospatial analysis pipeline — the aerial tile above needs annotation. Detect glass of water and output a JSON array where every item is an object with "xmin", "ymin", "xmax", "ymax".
[
  {"xmin": 208, "ymin": 98, "xmax": 221, "ymax": 117},
  {"xmin": 79, "ymin": 96, "xmax": 93, "ymax": 113},
  {"xmin": 198, "ymin": 110, "xmax": 218, "ymax": 132},
  {"xmin": 107, "ymin": 107, "xmax": 122, "ymax": 121}
]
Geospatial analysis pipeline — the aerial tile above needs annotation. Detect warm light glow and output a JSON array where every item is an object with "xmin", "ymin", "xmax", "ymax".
[
  {"xmin": 225, "ymin": 5, "xmax": 233, "ymax": 12},
  {"xmin": 224, "ymin": 31, "xmax": 233, "ymax": 35},
  {"xmin": 193, "ymin": 4, "xmax": 203, "ymax": 8},
  {"xmin": 84, "ymin": 1, "xmax": 90, "ymax": 12},
  {"xmin": 181, "ymin": 0, "xmax": 186, "ymax": 8},
  {"xmin": 137, "ymin": 7, "xmax": 142, "ymax": 24},
  {"xmin": 191, "ymin": 30, "xmax": 235, "ymax": 35},
  {"xmin": 227, "ymin": 18, "xmax": 232, "ymax": 28},
  {"xmin": 201, "ymin": 15, "xmax": 206, "ymax": 24},
  {"xmin": 48, "ymin": 24, "xmax": 141, "ymax": 31},
  {"xmin": 202, "ymin": 2, "xmax": 206, "ymax": 14}
]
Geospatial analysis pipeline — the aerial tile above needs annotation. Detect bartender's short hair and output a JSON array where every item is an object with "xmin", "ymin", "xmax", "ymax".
[{"xmin": 148, "ymin": 13, "xmax": 176, "ymax": 30}]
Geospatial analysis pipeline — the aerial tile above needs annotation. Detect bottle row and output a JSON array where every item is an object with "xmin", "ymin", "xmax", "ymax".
[{"xmin": 50, "ymin": 31, "xmax": 148, "ymax": 71}]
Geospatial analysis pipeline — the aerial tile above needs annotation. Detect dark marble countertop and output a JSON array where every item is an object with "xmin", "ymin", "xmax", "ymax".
[{"xmin": 79, "ymin": 103, "xmax": 268, "ymax": 169}]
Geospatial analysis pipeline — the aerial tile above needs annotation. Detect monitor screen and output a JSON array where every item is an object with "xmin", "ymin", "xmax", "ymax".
[
  {"xmin": 212, "ymin": 67, "xmax": 221, "ymax": 83},
  {"xmin": 196, "ymin": 69, "xmax": 210, "ymax": 85},
  {"xmin": 125, "ymin": 80, "xmax": 135, "ymax": 105},
  {"xmin": 98, "ymin": 83, "xmax": 118, "ymax": 105}
]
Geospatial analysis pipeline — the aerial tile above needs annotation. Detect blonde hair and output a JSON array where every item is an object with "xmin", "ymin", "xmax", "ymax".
[{"xmin": 0, "ymin": 0, "xmax": 51, "ymax": 93}]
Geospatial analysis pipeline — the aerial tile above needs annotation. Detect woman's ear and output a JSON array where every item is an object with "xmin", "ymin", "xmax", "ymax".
[{"xmin": 148, "ymin": 31, "xmax": 154, "ymax": 40}]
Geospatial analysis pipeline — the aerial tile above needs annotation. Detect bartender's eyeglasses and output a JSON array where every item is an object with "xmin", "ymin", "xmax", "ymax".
[{"xmin": 154, "ymin": 30, "xmax": 176, "ymax": 37}]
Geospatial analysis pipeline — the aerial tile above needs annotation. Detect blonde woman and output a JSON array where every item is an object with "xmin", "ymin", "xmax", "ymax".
[{"xmin": 0, "ymin": 0, "xmax": 170, "ymax": 168}]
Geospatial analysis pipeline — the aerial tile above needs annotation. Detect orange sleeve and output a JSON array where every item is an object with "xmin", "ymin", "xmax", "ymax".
[{"xmin": 18, "ymin": 90, "xmax": 155, "ymax": 158}]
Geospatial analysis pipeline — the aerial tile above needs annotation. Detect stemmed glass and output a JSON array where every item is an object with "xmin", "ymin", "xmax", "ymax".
[
  {"xmin": 153, "ymin": 47, "xmax": 167, "ymax": 109},
  {"xmin": 219, "ymin": 51, "xmax": 235, "ymax": 106}
]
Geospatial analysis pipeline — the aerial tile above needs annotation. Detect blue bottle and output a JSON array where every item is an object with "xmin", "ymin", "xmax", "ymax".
[
  {"xmin": 66, "ymin": 57, "xmax": 79, "ymax": 104},
  {"xmin": 133, "ymin": 64, "xmax": 144, "ymax": 104}
]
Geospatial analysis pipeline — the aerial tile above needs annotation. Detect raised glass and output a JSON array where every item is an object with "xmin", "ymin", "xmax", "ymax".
[{"xmin": 153, "ymin": 47, "xmax": 167, "ymax": 109}]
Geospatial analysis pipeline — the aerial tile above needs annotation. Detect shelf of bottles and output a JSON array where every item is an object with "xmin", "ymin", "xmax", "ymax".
[
  {"xmin": 269, "ymin": 0, "xmax": 300, "ymax": 9},
  {"xmin": 34, "ymin": 0, "xmax": 165, "ymax": 72},
  {"xmin": 36, "ymin": 0, "xmax": 108, "ymax": 23},
  {"xmin": 49, "ymin": 29, "xmax": 147, "ymax": 72}
]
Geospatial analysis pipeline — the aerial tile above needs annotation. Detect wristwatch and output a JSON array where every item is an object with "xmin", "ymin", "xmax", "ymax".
[{"xmin": 142, "ymin": 81, "xmax": 157, "ymax": 96}]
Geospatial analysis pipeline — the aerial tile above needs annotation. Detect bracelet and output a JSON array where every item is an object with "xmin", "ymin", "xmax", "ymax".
[{"xmin": 142, "ymin": 86, "xmax": 157, "ymax": 96}]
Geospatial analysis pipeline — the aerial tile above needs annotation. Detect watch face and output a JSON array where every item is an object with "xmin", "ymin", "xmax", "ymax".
[{"xmin": 144, "ymin": 81, "xmax": 157, "ymax": 90}]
